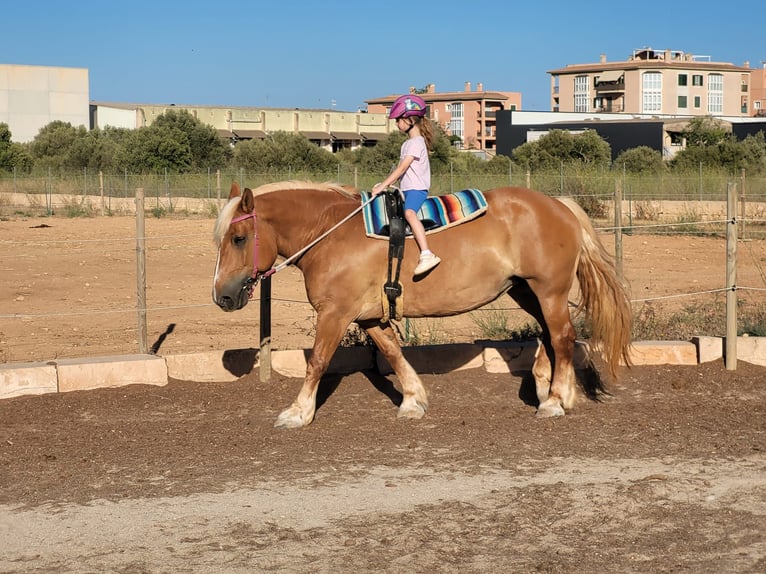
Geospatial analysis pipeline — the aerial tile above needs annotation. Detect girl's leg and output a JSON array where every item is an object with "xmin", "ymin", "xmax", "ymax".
[{"xmin": 404, "ymin": 209, "xmax": 429, "ymax": 252}]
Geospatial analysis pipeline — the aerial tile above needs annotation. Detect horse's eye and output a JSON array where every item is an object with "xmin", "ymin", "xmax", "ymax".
[{"xmin": 232, "ymin": 235, "xmax": 247, "ymax": 247}]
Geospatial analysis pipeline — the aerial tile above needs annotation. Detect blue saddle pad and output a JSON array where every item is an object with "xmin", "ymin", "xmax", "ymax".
[{"xmin": 361, "ymin": 189, "xmax": 487, "ymax": 239}]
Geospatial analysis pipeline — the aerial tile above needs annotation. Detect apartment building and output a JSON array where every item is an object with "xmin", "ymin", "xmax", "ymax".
[
  {"xmin": 751, "ymin": 62, "xmax": 766, "ymax": 117},
  {"xmin": 549, "ymin": 48, "xmax": 753, "ymax": 117},
  {"xmin": 366, "ymin": 83, "xmax": 522, "ymax": 152}
]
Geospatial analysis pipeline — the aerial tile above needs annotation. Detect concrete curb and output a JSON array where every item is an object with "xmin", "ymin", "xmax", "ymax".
[{"xmin": 1, "ymin": 337, "xmax": 764, "ymax": 401}]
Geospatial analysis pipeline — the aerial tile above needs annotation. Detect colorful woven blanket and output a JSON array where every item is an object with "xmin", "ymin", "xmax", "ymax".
[{"xmin": 361, "ymin": 189, "xmax": 488, "ymax": 239}]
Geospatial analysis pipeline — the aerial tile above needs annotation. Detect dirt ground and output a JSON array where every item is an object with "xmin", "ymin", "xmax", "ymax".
[
  {"xmin": 1, "ymin": 215, "xmax": 765, "ymax": 572},
  {"xmin": 0, "ymin": 360, "xmax": 764, "ymax": 573}
]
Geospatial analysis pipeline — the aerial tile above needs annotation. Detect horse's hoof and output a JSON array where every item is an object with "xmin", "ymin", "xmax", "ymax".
[
  {"xmin": 397, "ymin": 401, "xmax": 427, "ymax": 420},
  {"xmin": 274, "ymin": 407, "xmax": 310, "ymax": 429},
  {"xmin": 536, "ymin": 402, "xmax": 565, "ymax": 418}
]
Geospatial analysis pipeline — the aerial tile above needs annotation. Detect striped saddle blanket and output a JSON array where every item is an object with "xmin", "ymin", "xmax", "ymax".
[{"xmin": 361, "ymin": 189, "xmax": 488, "ymax": 239}]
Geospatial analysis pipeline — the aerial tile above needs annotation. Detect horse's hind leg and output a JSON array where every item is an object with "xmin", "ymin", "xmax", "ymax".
[
  {"xmin": 509, "ymin": 281, "xmax": 576, "ymax": 417},
  {"xmin": 532, "ymin": 339, "xmax": 552, "ymax": 406},
  {"xmin": 361, "ymin": 320, "xmax": 428, "ymax": 419}
]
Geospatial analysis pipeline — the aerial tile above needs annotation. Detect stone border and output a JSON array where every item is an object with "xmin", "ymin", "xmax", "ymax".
[{"xmin": 1, "ymin": 338, "xmax": 764, "ymax": 401}]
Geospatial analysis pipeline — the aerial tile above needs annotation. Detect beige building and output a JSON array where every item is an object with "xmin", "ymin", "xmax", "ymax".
[
  {"xmin": 0, "ymin": 64, "xmax": 90, "ymax": 143},
  {"xmin": 366, "ymin": 83, "xmax": 522, "ymax": 152},
  {"xmin": 91, "ymin": 102, "xmax": 391, "ymax": 152},
  {"xmin": 549, "ymin": 48, "xmax": 753, "ymax": 117},
  {"xmin": 750, "ymin": 62, "xmax": 766, "ymax": 117}
]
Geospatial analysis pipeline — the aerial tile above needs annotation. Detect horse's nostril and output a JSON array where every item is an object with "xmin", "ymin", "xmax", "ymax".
[{"xmin": 218, "ymin": 295, "xmax": 234, "ymax": 310}]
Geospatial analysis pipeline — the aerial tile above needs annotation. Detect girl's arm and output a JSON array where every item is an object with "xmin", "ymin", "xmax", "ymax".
[{"xmin": 372, "ymin": 155, "xmax": 415, "ymax": 195}]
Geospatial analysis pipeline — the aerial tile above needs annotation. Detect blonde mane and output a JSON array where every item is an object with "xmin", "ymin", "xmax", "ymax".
[{"xmin": 213, "ymin": 181, "xmax": 359, "ymax": 245}]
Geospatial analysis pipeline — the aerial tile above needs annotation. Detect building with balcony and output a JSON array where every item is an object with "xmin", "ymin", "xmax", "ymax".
[
  {"xmin": 549, "ymin": 48, "xmax": 753, "ymax": 117},
  {"xmin": 366, "ymin": 83, "xmax": 521, "ymax": 153},
  {"xmin": 751, "ymin": 62, "xmax": 766, "ymax": 117}
]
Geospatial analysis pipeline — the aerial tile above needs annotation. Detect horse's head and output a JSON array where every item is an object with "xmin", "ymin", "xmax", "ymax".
[{"xmin": 212, "ymin": 182, "xmax": 274, "ymax": 312}]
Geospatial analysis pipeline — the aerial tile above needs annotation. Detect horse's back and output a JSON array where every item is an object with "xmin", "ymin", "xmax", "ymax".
[{"xmin": 480, "ymin": 186, "xmax": 582, "ymax": 245}]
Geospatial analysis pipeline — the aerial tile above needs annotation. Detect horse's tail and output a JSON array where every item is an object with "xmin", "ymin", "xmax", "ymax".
[{"xmin": 557, "ymin": 198, "xmax": 633, "ymax": 377}]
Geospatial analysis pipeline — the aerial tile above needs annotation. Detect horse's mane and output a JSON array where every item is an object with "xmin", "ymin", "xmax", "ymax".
[{"xmin": 214, "ymin": 181, "xmax": 359, "ymax": 245}]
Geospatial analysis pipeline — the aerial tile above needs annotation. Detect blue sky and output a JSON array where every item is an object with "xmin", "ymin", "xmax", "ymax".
[{"xmin": 2, "ymin": 1, "xmax": 762, "ymax": 112}]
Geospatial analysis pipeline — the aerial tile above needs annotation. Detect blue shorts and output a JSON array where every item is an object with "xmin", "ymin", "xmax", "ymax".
[{"xmin": 403, "ymin": 189, "xmax": 428, "ymax": 212}]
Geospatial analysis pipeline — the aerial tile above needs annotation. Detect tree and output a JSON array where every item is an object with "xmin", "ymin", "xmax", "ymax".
[
  {"xmin": 613, "ymin": 146, "xmax": 666, "ymax": 174},
  {"xmin": 117, "ymin": 126, "xmax": 193, "ymax": 173},
  {"xmin": 670, "ymin": 116, "xmax": 766, "ymax": 173},
  {"xmin": 232, "ymin": 131, "xmax": 339, "ymax": 173},
  {"xmin": 29, "ymin": 121, "xmax": 91, "ymax": 171},
  {"xmin": 512, "ymin": 129, "xmax": 611, "ymax": 170},
  {"xmin": 0, "ymin": 123, "xmax": 33, "ymax": 173},
  {"xmin": 151, "ymin": 110, "xmax": 231, "ymax": 170}
]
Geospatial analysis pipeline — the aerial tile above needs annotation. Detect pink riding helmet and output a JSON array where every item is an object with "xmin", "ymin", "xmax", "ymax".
[{"xmin": 388, "ymin": 95, "xmax": 427, "ymax": 119}]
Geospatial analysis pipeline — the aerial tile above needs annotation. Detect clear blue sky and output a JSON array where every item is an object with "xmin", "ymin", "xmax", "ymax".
[{"xmin": 2, "ymin": 1, "xmax": 763, "ymax": 112}]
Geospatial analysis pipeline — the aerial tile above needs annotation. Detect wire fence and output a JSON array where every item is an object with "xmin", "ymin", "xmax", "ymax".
[
  {"xmin": 2, "ymin": 166, "xmax": 766, "ymax": 215},
  {"xmin": 1, "ymin": 186, "xmax": 765, "ymax": 364}
]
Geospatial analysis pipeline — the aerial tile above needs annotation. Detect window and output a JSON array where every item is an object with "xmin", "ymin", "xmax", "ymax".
[
  {"xmin": 756, "ymin": 101, "xmax": 762, "ymax": 111},
  {"xmin": 678, "ymin": 74, "xmax": 688, "ymax": 86},
  {"xmin": 678, "ymin": 96, "xmax": 688, "ymax": 108},
  {"xmin": 694, "ymin": 96, "xmax": 701, "ymax": 108},
  {"xmin": 574, "ymin": 75, "xmax": 589, "ymax": 112},
  {"xmin": 449, "ymin": 102, "xmax": 463, "ymax": 146},
  {"xmin": 708, "ymin": 74, "xmax": 723, "ymax": 114},
  {"xmin": 642, "ymin": 72, "xmax": 662, "ymax": 113},
  {"xmin": 693, "ymin": 75, "xmax": 703, "ymax": 86}
]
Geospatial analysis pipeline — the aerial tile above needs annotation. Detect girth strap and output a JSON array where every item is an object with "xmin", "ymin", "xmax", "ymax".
[{"xmin": 383, "ymin": 190, "xmax": 405, "ymax": 321}]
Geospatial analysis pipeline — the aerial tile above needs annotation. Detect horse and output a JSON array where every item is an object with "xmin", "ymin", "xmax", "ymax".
[{"xmin": 212, "ymin": 181, "xmax": 632, "ymax": 429}]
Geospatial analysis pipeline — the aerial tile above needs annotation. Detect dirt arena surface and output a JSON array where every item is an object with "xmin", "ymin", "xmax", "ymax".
[
  {"xmin": 1, "ymin": 360, "xmax": 765, "ymax": 573},
  {"xmin": 1, "ymin": 214, "xmax": 765, "ymax": 572}
]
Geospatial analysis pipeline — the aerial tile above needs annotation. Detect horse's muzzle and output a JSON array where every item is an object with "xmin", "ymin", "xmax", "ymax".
[{"xmin": 213, "ymin": 279, "xmax": 251, "ymax": 312}]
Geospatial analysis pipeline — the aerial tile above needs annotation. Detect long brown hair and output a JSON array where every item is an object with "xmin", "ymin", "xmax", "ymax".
[{"xmin": 411, "ymin": 116, "xmax": 434, "ymax": 151}]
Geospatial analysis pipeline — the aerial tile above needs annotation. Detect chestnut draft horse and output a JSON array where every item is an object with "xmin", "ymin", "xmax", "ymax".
[{"xmin": 212, "ymin": 181, "xmax": 632, "ymax": 428}]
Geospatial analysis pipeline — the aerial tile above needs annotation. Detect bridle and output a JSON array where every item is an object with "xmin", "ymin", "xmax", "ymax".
[{"xmin": 229, "ymin": 210, "xmax": 275, "ymax": 298}]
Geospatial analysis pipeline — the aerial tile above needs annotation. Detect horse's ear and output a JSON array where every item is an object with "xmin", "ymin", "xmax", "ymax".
[
  {"xmin": 228, "ymin": 182, "xmax": 241, "ymax": 199},
  {"xmin": 241, "ymin": 187, "xmax": 255, "ymax": 213}
]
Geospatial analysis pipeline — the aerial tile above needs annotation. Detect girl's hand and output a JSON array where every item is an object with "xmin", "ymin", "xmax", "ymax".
[{"xmin": 371, "ymin": 183, "xmax": 386, "ymax": 196}]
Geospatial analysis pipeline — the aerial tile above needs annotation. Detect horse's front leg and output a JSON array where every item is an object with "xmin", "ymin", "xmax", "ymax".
[
  {"xmin": 361, "ymin": 320, "xmax": 428, "ymax": 419},
  {"xmin": 274, "ymin": 312, "xmax": 348, "ymax": 429}
]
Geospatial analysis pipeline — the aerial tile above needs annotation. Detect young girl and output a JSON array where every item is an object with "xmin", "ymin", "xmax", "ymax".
[{"xmin": 372, "ymin": 94, "xmax": 440, "ymax": 276}]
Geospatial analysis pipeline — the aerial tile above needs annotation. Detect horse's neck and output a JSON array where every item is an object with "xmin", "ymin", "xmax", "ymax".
[{"xmin": 262, "ymin": 193, "xmax": 356, "ymax": 258}]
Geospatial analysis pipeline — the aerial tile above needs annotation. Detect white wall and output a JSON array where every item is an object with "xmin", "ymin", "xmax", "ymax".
[{"xmin": 0, "ymin": 64, "xmax": 89, "ymax": 142}]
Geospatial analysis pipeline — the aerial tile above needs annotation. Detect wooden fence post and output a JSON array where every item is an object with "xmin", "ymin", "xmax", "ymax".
[
  {"xmin": 259, "ymin": 276, "xmax": 272, "ymax": 382},
  {"xmin": 614, "ymin": 178, "xmax": 623, "ymax": 282},
  {"xmin": 216, "ymin": 169, "xmax": 221, "ymax": 207},
  {"xmin": 135, "ymin": 188, "xmax": 148, "ymax": 354},
  {"xmin": 99, "ymin": 171, "xmax": 105, "ymax": 216},
  {"xmin": 739, "ymin": 168, "xmax": 746, "ymax": 240},
  {"xmin": 725, "ymin": 182, "xmax": 737, "ymax": 371}
]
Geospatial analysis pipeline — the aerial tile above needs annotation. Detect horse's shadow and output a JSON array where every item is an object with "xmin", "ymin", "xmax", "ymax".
[
  {"xmin": 316, "ymin": 370, "xmax": 402, "ymax": 411},
  {"xmin": 514, "ymin": 359, "xmax": 611, "ymax": 407},
  {"xmin": 316, "ymin": 362, "xmax": 608, "ymax": 414}
]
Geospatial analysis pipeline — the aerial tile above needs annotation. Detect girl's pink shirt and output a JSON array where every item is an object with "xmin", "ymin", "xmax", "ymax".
[{"xmin": 399, "ymin": 136, "xmax": 430, "ymax": 191}]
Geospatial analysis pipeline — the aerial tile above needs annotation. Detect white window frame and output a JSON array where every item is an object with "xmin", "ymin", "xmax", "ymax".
[
  {"xmin": 642, "ymin": 72, "xmax": 662, "ymax": 113},
  {"xmin": 708, "ymin": 74, "xmax": 723, "ymax": 114},
  {"xmin": 449, "ymin": 102, "xmax": 463, "ymax": 147},
  {"xmin": 574, "ymin": 75, "xmax": 589, "ymax": 112}
]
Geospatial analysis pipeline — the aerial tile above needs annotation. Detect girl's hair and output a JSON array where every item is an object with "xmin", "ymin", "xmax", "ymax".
[{"xmin": 412, "ymin": 116, "xmax": 434, "ymax": 151}]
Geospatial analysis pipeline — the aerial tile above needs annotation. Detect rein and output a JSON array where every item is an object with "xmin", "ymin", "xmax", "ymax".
[{"xmin": 230, "ymin": 194, "xmax": 376, "ymax": 298}]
